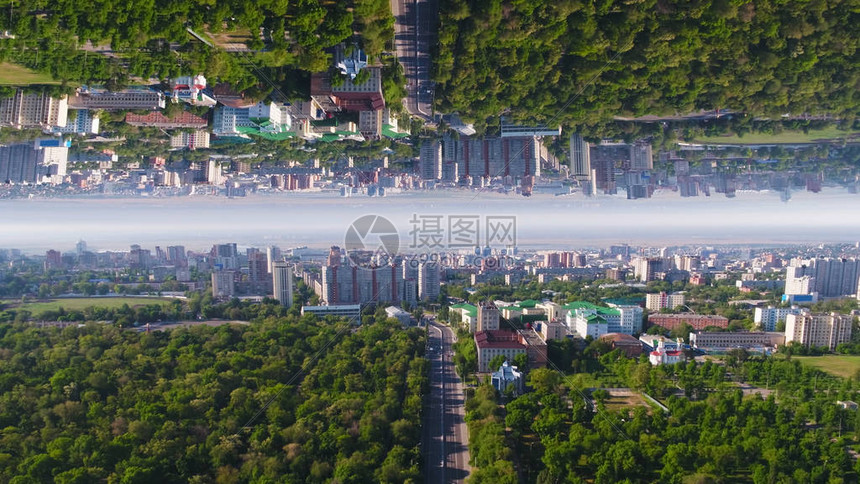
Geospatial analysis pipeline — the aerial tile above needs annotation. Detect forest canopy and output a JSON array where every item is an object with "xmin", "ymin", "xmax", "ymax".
[
  {"xmin": 434, "ymin": 0, "xmax": 860, "ymax": 131},
  {"xmin": 0, "ymin": 316, "xmax": 427, "ymax": 483}
]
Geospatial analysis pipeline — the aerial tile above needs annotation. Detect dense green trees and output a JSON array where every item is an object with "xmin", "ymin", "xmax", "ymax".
[
  {"xmin": 0, "ymin": 0, "xmax": 394, "ymax": 89},
  {"xmin": 435, "ymin": 0, "xmax": 860, "ymax": 132},
  {"xmin": 464, "ymin": 384, "xmax": 517, "ymax": 483},
  {"xmin": 0, "ymin": 315, "xmax": 427, "ymax": 482},
  {"xmin": 497, "ymin": 354, "xmax": 860, "ymax": 482}
]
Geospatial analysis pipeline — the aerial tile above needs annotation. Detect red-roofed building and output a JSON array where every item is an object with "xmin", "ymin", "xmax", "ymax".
[
  {"xmin": 125, "ymin": 111, "xmax": 208, "ymax": 129},
  {"xmin": 649, "ymin": 340, "xmax": 684, "ymax": 366},
  {"xmin": 648, "ymin": 313, "xmax": 729, "ymax": 331},
  {"xmin": 475, "ymin": 330, "xmax": 526, "ymax": 372},
  {"xmin": 310, "ymin": 66, "xmax": 385, "ymax": 138}
]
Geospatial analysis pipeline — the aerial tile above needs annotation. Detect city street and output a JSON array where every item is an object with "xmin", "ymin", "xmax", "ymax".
[
  {"xmin": 423, "ymin": 320, "xmax": 470, "ymax": 482},
  {"xmin": 390, "ymin": 0, "xmax": 438, "ymax": 121}
]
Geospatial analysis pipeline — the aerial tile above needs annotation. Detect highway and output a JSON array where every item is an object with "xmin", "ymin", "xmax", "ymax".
[
  {"xmin": 423, "ymin": 320, "xmax": 470, "ymax": 482},
  {"xmin": 390, "ymin": 0, "xmax": 438, "ymax": 121}
]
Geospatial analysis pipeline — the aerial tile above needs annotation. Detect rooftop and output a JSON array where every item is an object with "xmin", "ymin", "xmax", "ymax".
[
  {"xmin": 451, "ymin": 302, "xmax": 477, "ymax": 318},
  {"xmin": 475, "ymin": 330, "xmax": 525, "ymax": 350},
  {"xmin": 600, "ymin": 333, "xmax": 642, "ymax": 346},
  {"xmin": 648, "ymin": 313, "xmax": 728, "ymax": 321},
  {"xmin": 382, "ymin": 124, "xmax": 410, "ymax": 139},
  {"xmin": 564, "ymin": 301, "xmax": 620, "ymax": 317}
]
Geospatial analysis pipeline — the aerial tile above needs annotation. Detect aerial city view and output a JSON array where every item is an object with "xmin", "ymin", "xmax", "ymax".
[{"xmin": 0, "ymin": 0, "xmax": 859, "ymax": 482}]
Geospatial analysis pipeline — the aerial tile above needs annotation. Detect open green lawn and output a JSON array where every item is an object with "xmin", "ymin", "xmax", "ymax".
[
  {"xmin": 0, "ymin": 62, "xmax": 60, "ymax": 85},
  {"xmin": 793, "ymin": 355, "xmax": 860, "ymax": 379},
  {"xmin": 694, "ymin": 127, "xmax": 860, "ymax": 145},
  {"xmin": 2, "ymin": 297, "xmax": 172, "ymax": 316}
]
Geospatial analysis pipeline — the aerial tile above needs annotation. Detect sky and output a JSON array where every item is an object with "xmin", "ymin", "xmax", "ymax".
[{"xmin": 1, "ymin": 189, "xmax": 859, "ymax": 253}]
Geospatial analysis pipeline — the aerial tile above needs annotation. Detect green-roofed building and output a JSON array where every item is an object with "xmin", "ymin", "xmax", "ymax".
[
  {"xmin": 382, "ymin": 124, "xmax": 410, "ymax": 139},
  {"xmin": 450, "ymin": 303, "xmax": 477, "ymax": 331},
  {"xmin": 564, "ymin": 301, "xmax": 643, "ymax": 339}
]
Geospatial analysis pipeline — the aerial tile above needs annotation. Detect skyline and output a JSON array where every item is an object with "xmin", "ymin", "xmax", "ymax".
[{"xmin": 3, "ymin": 188, "xmax": 859, "ymax": 252}]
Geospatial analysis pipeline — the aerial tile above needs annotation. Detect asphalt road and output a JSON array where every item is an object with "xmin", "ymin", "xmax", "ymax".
[
  {"xmin": 423, "ymin": 320, "xmax": 470, "ymax": 482},
  {"xmin": 390, "ymin": 0, "xmax": 438, "ymax": 121}
]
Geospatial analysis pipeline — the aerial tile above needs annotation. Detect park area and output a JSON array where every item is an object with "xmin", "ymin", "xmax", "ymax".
[
  {"xmin": 0, "ymin": 62, "xmax": 60, "ymax": 85},
  {"xmin": 694, "ymin": 126, "xmax": 860, "ymax": 145},
  {"xmin": 793, "ymin": 355, "xmax": 860, "ymax": 379},
  {"xmin": 1, "ymin": 297, "xmax": 173, "ymax": 318},
  {"xmin": 594, "ymin": 388, "xmax": 655, "ymax": 413}
]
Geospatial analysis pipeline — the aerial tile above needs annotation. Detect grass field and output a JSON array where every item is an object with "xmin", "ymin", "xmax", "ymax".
[
  {"xmin": 793, "ymin": 355, "xmax": 860, "ymax": 379},
  {"xmin": 694, "ymin": 127, "xmax": 860, "ymax": 145},
  {"xmin": 2, "ymin": 297, "xmax": 172, "ymax": 316},
  {"xmin": 0, "ymin": 62, "xmax": 60, "ymax": 85}
]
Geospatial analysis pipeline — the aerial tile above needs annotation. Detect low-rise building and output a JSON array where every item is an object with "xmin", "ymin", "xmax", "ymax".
[
  {"xmin": 689, "ymin": 331, "xmax": 785, "ymax": 351},
  {"xmin": 736, "ymin": 279, "xmax": 785, "ymax": 292},
  {"xmin": 645, "ymin": 292, "xmax": 685, "ymax": 311},
  {"xmin": 518, "ymin": 329, "xmax": 548, "ymax": 368},
  {"xmin": 538, "ymin": 320, "xmax": 566, "ymax": 342},
  {"xmin": 648, "ymin": 313, "xmax": 729, "ymax": 331},
  {"xmin": 385, "ymin": 306, "xmax": 411, "ymax": 326},
  {"xmin": 564, "ymin": 301, "xmax": 643, "ymax": 338},
  {"xmin": 639, "ymin": 334, "xmax": 683, "ymax": 351},
  {"xmin": 649, "ymin": 340, "xmax": 683, "ymax": 366},
  {"xmin": 301, "ymin": 304, "xmax": 362, "ymax": 320},
  {"xmin": 536, "ymin": 301, "xmax": 564, "ymax": 321},
  {"xmin": 69, "ymin": 88, "xmax": 165, "ymax": 111},
  {"xmin": 125, "ymin": 111, "xmax": 208, "ymax": 129},
  {"xmin": 475, "ymin": 330, "xmax": 526, "ymax": 372},
  {"xmin": 450, "ymin": 302, "xmax": 477, "ymax": 332},
  {"xmin": 491, "ymin": 361, "xmax": 523, "ymax": 396},
  {"xmin": 600, "ymin": 333, "xmax": 643, "ymax": 357}
]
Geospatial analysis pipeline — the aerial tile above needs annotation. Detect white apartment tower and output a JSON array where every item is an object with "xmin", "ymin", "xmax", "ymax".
[
  {"xmin": 418, "ymin": 261, "xmax": 440, "ymax": 301},
  {"xmin": 419, "ymin": 140, "xmax": 443, "ymax": 180},
  {"xmin": 569, "ymin": 133, "xmax": 591, "ymax": 180},
  {"xmin": 754, "ymin": 306, "xmax": 801, "ymax": 331},
  {"xmin": 272, "ymin": 261, "xmax": 294, "ymax": 307}
]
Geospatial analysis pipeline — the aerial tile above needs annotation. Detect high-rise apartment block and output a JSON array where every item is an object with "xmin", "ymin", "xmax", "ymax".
[
  {"xmin": 786, "ymin": 258, "xmax": 860, "ymax": 298},
  {"xmin": 321, "ymin": 262, "xmax": 413, "ymax": 305},
  {"xmin": 212, "ymin": 271, "xmax": 235, "ymax": 298},
  {"xmin": 419, "ymin": 140, "xmax": 442, "ymax": 180},
  {"xmin": 568, "ymin": 133, "xmax": 591, "ymax": 180},
  {"xmin": 0, "ymin": 89, "xmax": 68, "ymax": 129},
  {"xmin": 633, "ymin": 257, "xmax": 666, "ymax": 282},
  {"xmin": 785, "ymin": 312, "xmax": 852, "ymax": 350},
  {"xmin": 418, "ymin": 261, "xmax": 440, "ymax": 301},
  {"xmin": 170, "ymin": 130, "xmax": 210, "ymax": 150},
  {"xmin": 442, "ymin": 134, "xmax": 542, "ymax": 180},
  {"xmin": 272, "ymin": 261, "xmax": 294, "ymax": 307}
]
